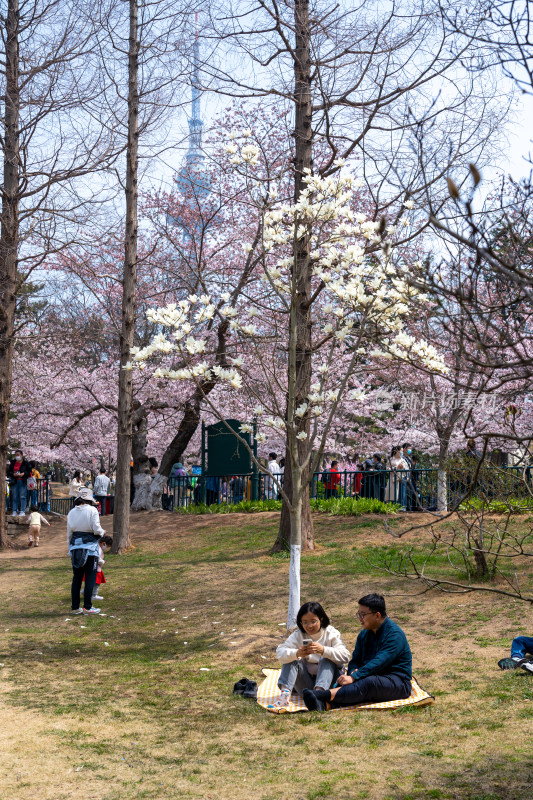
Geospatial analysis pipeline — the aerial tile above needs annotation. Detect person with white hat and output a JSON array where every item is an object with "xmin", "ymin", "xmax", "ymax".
[{"xmin": 67, "ymin": 487, "xmax": 105, "ymax": 615}]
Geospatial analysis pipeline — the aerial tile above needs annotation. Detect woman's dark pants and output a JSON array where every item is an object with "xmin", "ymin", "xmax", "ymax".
[{"xmin": 71, "ymin": 555, "xmax": 98, "ymax": 610}]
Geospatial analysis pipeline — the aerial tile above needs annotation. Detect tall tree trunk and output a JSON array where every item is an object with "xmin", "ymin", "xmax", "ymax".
[
  {"xmin": 437, "ymin": 438, "xmax": 449, "ymax": 513},
  {"xmin": 287, "ymin": 473, "xmax": 303, "ymax": 629},
  {"xmin": 131, "ymin": 384, "xmax": 212, "ymax": 511},
  {"xmin": 0, "ymin": 0, "xmax": 20, "ymax": 548},
  {"xmin": 277, "ymin": 0, "xmax": 314, "ymax": 555},
  {"xmin": 273, "ymin": 458, "xmax": 313, "ymax": 551},
  {"xmin": 112, "ymin": 0, "xmax": 138, "ymax": 553}
]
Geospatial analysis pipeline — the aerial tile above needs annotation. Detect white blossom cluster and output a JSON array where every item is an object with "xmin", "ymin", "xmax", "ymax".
[
  {"xmin": 132, "ymin": 142, "xmax": 446, "ymax": 452},
  {"xmin": 252, "ymin": 165, "xmax": 446, "ymax": 375}
]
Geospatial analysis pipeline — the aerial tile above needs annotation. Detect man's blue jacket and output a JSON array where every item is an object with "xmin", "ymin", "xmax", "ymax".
[{"xmin": 347, "ymin": 617, "xmax": 412, "ymax": 682}]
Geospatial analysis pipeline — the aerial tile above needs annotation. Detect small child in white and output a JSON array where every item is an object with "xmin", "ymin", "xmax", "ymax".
[
  {"xmin": 92, "ymin": 535, "xmax": 113, "ymax": 602},
  {"xmin": 26, "ymin": 504, "xmax": 50, "ymax": 547}
]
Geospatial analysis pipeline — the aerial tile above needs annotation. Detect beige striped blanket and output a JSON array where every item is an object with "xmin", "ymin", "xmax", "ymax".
[{"xmin": 256, "ymin": 668, "xmax": 434, "ymax": 714}]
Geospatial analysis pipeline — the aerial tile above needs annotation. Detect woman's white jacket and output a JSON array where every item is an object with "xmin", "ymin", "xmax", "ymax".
[{"xmin": 276, "ymin": 624, "xmax": 350, "ymax": 667}]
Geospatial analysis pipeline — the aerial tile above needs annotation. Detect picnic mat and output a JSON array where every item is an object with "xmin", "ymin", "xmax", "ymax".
[{"xmin": 256, "ymin": 668, "xmax": 434, "ymax": 713}]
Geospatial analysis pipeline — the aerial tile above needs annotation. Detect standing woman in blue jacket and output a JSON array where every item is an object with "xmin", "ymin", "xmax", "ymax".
[{"xmin": 67, "ymin": 487, "xmax": 105, "ymax": 615}]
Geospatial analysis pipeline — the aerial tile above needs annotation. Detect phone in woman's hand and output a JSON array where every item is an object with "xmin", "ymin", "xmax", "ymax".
[{"xmin": 302, "ymin": 639, "xmax": 312, "ymax": 646}]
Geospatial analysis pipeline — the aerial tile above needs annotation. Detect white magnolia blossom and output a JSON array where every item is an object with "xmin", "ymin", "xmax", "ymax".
[
  {"xmin": 241, "ymin": 144, "xmax": 259, "ymax": 165},
  {"xmin": 255, "ymin": 432, "xmax": 267, "ymax": 443},
  {"xmin": 239, "ymin": 423, "xmax": 253, "ymax": 433},
  {"xmin": 294, "ymin": 403, "xmax": 308, "ymax": 418},
  {"xmin": 134, "ymin": 158, "xmax": 447, "ymax": 448}
]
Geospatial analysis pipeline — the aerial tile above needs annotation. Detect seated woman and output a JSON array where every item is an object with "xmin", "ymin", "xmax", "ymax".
[{"xmin": 269, "ymin": 601, "xmax": 350, "ymax": 711}]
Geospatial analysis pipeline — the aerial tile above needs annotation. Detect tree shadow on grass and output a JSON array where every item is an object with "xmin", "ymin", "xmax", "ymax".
[{"xmin": 387, "ymin": 752, "xmax": 533, "ymax": 800}]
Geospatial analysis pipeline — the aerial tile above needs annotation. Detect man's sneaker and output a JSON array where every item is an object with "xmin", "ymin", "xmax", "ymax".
[
  {"xmin": 18, "ymin": 511, "xmax": 26, "ymax": 517},
  {"xmin": 498, "ymin": 657, "xmax": 520, "ymax": 670},
  {"xmin": 521, "ymin": 661, "xmax": 533, "ymax": 674},
  {"xmin": 83, "ymin": 607, "xmax": 101, "ymax": 615},
  {"xmin": 302, "ymin": 688, "xmax": 327, "ymax": 712},
  {"xmin": 71, "ymin": 609, "xmax": 84, "ymax": 615}
]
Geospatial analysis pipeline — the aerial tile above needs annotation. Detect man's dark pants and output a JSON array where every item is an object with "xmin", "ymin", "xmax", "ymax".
[{"xmin": 330, "ymin": 674, "xmax": 411, "ymax": 707}]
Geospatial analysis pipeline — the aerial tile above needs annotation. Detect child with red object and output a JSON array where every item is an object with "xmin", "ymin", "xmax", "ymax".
[{"xmin": 82, "ymin": 535, "xmax": 113, "ymax": 602}]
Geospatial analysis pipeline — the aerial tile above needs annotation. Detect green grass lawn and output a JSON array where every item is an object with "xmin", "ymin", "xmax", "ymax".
[{"xmin": 0, "ymin": 512, "xmax": 532, "ymax": 800}]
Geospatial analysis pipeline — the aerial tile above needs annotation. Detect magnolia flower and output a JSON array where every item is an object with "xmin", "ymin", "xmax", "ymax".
[
  {"xmin": 239, "ymin": 423, "xmax": 253, "ymax": 434},
  {"xmin": 230, "ymin": 356, "xmax": 244, "ymax": 366},
  {"xmin": 220, "ymin": 291, "xmax": 231, "ymax": 302},
  {"xmin": 294, "ymin": 403, "xmax": 308, "ymax": 418},
  {"xmin": 253, "ymin": 405, "xmax": 264, "ymax": 415},
  {"xmin": 403, "ymin": 199, "xmax": 415, "ymax": 209},
  {"xmin": 241, "ymin": 144, "xmax": 259, "ymax": 164},
  {"xmin": 242, "ymin": 243, "xmax": 252, "ymax": 253},
  {"xmin": 255, "ymin": 432, "xmax": 267, "ymax": 443},
  {"xmin": 296, "ymin": 431, "xmax": 308, "ymax": 440},
  {"xmin": 123, "ymin": 362, "xmax": 133, "ymax": 371}
]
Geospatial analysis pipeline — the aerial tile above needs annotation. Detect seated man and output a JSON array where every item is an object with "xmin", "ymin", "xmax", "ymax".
[
  {"xmin": 303, "ymin": 593, "xmax": 412, "ymax": 711},
  {"xmin": 498, "ymin": 635, "xmax": 533, "ymax": 673}
]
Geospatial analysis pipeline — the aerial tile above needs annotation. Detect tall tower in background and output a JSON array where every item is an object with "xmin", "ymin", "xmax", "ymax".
[{"xmin": 175, "ymin": 15, "xmax": 210, "ymax": 210}]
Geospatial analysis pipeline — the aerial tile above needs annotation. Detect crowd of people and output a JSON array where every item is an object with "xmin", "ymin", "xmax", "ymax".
[
  {"xmin": 5, "ymin": 449, "xmax": 46, "ymax": 516},
  {"xmin": 319, "ymin": 443, "xmax": 420, "ymax": 509}
]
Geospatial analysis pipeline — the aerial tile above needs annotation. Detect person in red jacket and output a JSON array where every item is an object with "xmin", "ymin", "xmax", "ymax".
[
  {"xmin": 7, "ymin": 450, "xmax": 31, "ymax": 517},
  {"xmin": 323, "ymin": 460, "xmax": 341, "ymax": 499}
]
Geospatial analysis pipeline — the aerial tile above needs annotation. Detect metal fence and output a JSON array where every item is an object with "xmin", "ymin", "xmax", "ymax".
[
  {"xmin": 162, "ymin": 465, "xmax": 533, "ymax": 512},
  {"xmin": 7, "ymin": 466, "xmax": 531, "ymax": 517},
  {"xmin": 5, "ymin": 477, "xmax": 50, "ymax": 514},
  {"xmin": 5, "ymin": 479, "xmax": 115, "ymax": 517}
]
